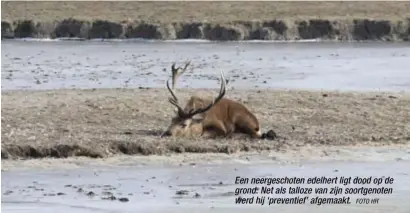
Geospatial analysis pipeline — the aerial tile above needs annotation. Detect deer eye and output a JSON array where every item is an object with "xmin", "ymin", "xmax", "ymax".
[{"xmin": 180, "ymin": 123, "xmax": 187, "ymax": 128}]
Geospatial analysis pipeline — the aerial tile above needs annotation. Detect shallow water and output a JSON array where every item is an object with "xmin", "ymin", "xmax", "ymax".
[
  {"xmin": 1, "ymin": 40, "xmax": 410, "ymax": 92},
  {"xmin": 2, "ymin": 159, "xmax": 410, "ymax": 213}
]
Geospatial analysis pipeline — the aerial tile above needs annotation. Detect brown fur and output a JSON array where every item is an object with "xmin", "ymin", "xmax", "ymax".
[
  {"xmin": 161, "ymin": 62, "xmax": 262, "ymax": 139},
  {"xmin": 183, "ymin": 96, "xmax": 262, "ymax": 138},
  {"xmin": 163, "ymin": 96, "xmax": 262, "ymax": 139}
]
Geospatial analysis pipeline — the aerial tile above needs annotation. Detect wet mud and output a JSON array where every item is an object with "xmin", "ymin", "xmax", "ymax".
[
  {"xmin": 2, "ymin": 41, "xmax": 410, "ymax": 92},
  {"xmin": 2, "ymin": 160, "xmax": 410, "ymax": 213}
]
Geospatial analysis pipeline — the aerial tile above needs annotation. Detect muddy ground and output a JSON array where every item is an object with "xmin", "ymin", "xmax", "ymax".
[
  {"xmin": 3, "ymin": 1, "xmax": 409, "ymax": 22},
  {"xmin": 2, "ymin": 159, "xmax": 409, "ymax": 213},
  {"xmin": 2, "ymin": 1, "xmax": 410, "ymax": 40},
  {"xmin": 2, "ymin": 88, "xmax": 409, "ymax": 160},
  {"xmin": 2, "ymin": 160, "xmax": 410, "ymax": 213}
]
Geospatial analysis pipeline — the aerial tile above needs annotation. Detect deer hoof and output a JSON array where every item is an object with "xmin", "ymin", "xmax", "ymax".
[{"xmin": 263, "ymin": 130, "xmax": 277, "ymax": 140}]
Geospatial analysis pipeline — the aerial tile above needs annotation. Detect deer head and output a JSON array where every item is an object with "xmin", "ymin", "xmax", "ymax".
[{"xmin": 160, "ymin": 62, "xmax": 226, "ymax": 137}]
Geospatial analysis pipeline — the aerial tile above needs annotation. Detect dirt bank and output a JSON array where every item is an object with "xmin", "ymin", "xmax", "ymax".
[
  {"xmin": 2, "ymin": 1, "xmax": 410, "ymax": 41},
  {"xmin": 2, "ymin": 88, "xmax": 409, "ymax": 160}
]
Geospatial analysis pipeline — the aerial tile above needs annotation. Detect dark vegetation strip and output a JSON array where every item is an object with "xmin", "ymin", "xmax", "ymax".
[{"xmin": 2, "ymin": 18, "xmax": 409, "ymax": 41}]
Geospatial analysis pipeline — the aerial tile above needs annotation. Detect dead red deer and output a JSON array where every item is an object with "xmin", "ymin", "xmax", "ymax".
[{"xmin": 160, "ymin": 62, "xmax": 263, "ymax": 139}]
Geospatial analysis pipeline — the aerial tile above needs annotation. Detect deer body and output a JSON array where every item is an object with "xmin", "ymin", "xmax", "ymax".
[
  {"xmin": 183, "ymin": 96, "xmax": 262, "ymax": 138},
  {"xmin": 161, "ymin": 61, "xmax": 262, "ymax": 139}
]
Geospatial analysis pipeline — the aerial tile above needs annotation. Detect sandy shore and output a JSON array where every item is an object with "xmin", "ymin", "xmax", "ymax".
[
  {"xmin": 2, "ymin": 88, "xmax": 409, "ymax": 160},
  {"xmin": 2, "ymin": 1, "xmax": 410, "ymax": 40}
]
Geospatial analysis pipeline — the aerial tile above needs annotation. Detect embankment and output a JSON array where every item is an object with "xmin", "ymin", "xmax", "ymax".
[
  {"xmin": 2, "ymin": 18, "xmax": 410, "ymax": 41},
  {"xmin": 1, "ymin": 1, "xmax": 410, "ymax": 41}
]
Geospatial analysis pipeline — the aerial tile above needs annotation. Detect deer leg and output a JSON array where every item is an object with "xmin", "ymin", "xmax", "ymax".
[
  {"xmin": 224, "ymin": 122, "xmax": 236, "ymax": 138},
  {"xmin": 201, "ymin": 130, "xmax": 219, "ymax": 139},
  {"xmin": 203, "ymin": 120, "xmax": 228, "ymax": 138},
  {"xmin": 235, "ymin": 122, "xmax": 262, "ymax": 139}
]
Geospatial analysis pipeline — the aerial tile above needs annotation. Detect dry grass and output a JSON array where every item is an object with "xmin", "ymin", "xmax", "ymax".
[
  {"xmin": 1, "ymin": 88, "xmax": 410, "ymax": 159},
  {"xmin": 2, "ymin": 1, "xmax": 410, "ymax": 23}
]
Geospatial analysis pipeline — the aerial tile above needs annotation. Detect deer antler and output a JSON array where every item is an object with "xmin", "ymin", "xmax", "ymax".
[
  {"xmin": 166, "ymin": 60, "xmax": 191, "ymax": 113},
  {"xmin": 166, "ymin": 70, "xmax": 226, "ymax": 119},
  {"xmin": 171, "ymin": 60, "xmax": 191, "ymax": 89},
  {"xmin": 166, "ymin": 78, "xmax": 185, "ymax": 114},
  {"xmin": 182, "ymin": 70, "xmax": 226, "ymax": 118}
]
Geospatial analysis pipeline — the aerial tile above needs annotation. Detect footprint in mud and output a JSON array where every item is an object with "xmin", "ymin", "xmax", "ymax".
[
  {"xmin": 101, "ymin": 195, "xmax": 129, "ymax": 202},
  {"xmin": 102, "ymin": 191, "xmax": 113, "ymax": 196},
  {"xmin": 102, "ymin": 195, "xmax": 117, "ymax": 200},
  {"xmin": 118, "ymin": 197, "xmax": 129, "ymax": 202},
  {"xmin": 175, "ymin": 190, "xmax": 189, "ymax": 195},
  {"xmin": 26, "ymin": 185, "xmax": 46, "ymax": 192},
  {"xmin": 86, "ymin": 191, "xmax": 96, "ymax": 197},
  {"xmin": 3, "ymin": 190, "xmax": 13, "ymax": 195},
  {"xmin": 174, "ymin": 189, "xmax": 202, "ymax": 199},
  {"xmin": 64, "ymin": 184, "xmax": 129, "ymax": 202}
]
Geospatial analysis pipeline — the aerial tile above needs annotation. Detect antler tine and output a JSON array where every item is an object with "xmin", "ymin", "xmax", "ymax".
[
  {"xmin": 166, "ymin": 78, "xmax": 178, "ymax": 102},
  {"xmin": 182, "ymin": 60, "xmax": 191, "ymax": 72},
  {"xmin": 171, "ymin": 69, "xmax": 179, "ymax": 90},
  {"xmin": 213, "ymin": 69, "xmax": 227, "ymax": 104},
  {"xmin": 167, "ymin": 60, "xmax": 198, "ymax": 118},
  {"xmin": 167, "ymin": 78, "xmax": 187, "ymax": 115},
  {"xmin": 171, "ymin": 60, "xmax": 191, "ymax": 89},
  {"xmin": 185, "ymin": 70, "xmax": 226, "ymax": 118},
  {"xmin": 168, "ymin": 97, "xmax": 185, "ymax": 115},
  {"xmin": 171, "ymin": 62, "xmax": 177, "ymax": 72}
]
